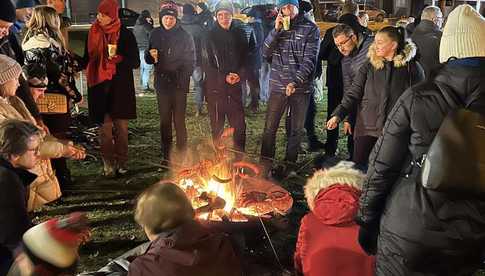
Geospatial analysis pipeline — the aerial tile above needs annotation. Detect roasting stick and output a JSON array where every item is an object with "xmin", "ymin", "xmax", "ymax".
[{"xmin": 258, "ymin": 216, "xmax": 286, "ymax": 272}]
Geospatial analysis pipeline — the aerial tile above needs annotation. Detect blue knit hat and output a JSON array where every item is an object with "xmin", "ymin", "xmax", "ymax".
[
  {"xmin": 277, "ymin": 0, "xmax": 299, "ymax": 9},
  {"xmin": 16, "ymin": 0, "xmax": 35, "ymax": 9}
]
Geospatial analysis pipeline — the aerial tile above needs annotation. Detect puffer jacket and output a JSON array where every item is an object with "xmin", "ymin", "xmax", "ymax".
[
  {"xmin": 295, "ymin": 162, "xmax": 375, "ymax": 276},
  {"xmin": 332, "ymin": 40, "xmax": 424, "ymax": 137},
  {"xmin": 127, "ymin": 220, "xmax": 242, "ymax": 276},
  {"xmin": 356, "ymin": 59, "xmax": 485, "ymax": 275},
  {"xmin": 410, "ymin": 20, "xmax": 442, "ymax": 78},
  {"xmin": 133, "ymin": 14, "xmax": 153, "ymax": 50},
  {"xmin": 263, "ymin": 14, "xmax": 320, "ymax": 94},
  {"xmin": 0, "ymin": 96, "xmax": 63, "ymax": 211}
]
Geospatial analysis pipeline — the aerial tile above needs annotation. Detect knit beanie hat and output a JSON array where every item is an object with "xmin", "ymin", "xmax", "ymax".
[
  {"xmin": 440, "ymin": 4, "xmax": 485, "ymax": 63},
  {"xmin": 22, "ymin": 212, "xmax": 90, "ymax": 268},
  {"xmin": 16, "ymin": 0, "xmax": 35, "ymax": 9},
  {"xmin": 0, "ymin": 0, "xmax": 16, "ymax": 23},
  {"xmin": 277, "ymin": 0, "xmax": 299, "ymax": 9},
  {"xmin": 160, "ymin": 1, "xmax": 178, "ymax": 18},
  {"xmin": 22, "ymin": 63, "xmax": 48, "ymax": 88},
  {"xmin": 215, "ymin": 0, "xmax": 234, "ymax": 14},
  {"xmin": 183, "ymin": 3, "xmax": 195, "ymax": 15},
  {"xmin": 0, "ymin": 55, "xmax": 22, "ymax": 86},
  {"xmin": 97, "ymin": 0, "xmax": 119, "ymax": 20}
]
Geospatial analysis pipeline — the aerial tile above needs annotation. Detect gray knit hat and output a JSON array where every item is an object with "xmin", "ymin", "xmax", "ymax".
[
  {"xmin": 215, "ymin": 0, "xmax": 234, "ymax": 14},
  {"xmin": 0, "ymin": 55, "xmax": 22, "ymax": 85}
]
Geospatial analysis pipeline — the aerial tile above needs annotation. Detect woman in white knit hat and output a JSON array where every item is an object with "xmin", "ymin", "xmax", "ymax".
[
  {"xmin": 0, "ymin": 54, "xmax": 85, "ymax": 211},
  {"xmin": 355, "ymin": 5, "xmax": 485, "ymax": 275}
]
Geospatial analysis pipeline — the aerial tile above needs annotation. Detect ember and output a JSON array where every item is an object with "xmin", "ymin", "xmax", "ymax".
[{"xmin": 174, "ymin": 129, "xmax": 293, "ymax": 222}]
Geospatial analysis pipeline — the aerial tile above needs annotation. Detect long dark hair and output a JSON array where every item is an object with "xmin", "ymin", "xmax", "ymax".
[{"xmin": 378, "ymin": 26, "xmax": 406, "ymax": 54}]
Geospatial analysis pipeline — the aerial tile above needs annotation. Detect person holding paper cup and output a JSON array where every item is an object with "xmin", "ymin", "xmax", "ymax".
[
  {"xmin": 83, "ymin": 0, "xmax": 140, "ymax": 177},
  {"xmin": 260, "ymin": 0, "xmax": 320, "ymax": 178}
]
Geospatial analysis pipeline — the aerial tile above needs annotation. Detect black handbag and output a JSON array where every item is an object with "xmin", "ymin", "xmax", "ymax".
[{"xmin": 420, "ymin": 82, "xmax": 485, "ymax": 195}]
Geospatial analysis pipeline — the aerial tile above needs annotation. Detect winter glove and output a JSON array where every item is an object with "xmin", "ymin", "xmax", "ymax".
[{"xmin": 358, "ymin": 225, "xmax": 379, "ymax": 255}]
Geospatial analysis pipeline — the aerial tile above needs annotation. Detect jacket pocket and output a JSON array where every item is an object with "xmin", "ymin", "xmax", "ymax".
[{"xmin": 359, "ymin": 99, "xmax": 378, "ymax": 130}]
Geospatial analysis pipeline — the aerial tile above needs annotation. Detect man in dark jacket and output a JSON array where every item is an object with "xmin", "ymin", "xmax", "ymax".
[
  {"xmin": 195, "ymin": 2, "xmax": 214, "ymax": 30},
  {"xmin": 201, "ymin": 0, "xmax": 248, "ymax": 158},
  {"xmin": 356, "ymin": 5, "xmax": 485, "ymax": 275},
  {"xmin": 331, "ymin": 24, "xmax": 373, "ymax": 160},
  {"xmin": 410, "ymin": 5, "xmax": 443, "ymax": 78},
  {"xmin": 146, "ymin": 1, "xmax": 195, "ymax": 166},
  {"xmin": 181, "ymin": 3, "xmax": 205, "ymax": 116},
  {"xmin": 260, "ymin": 0, "xmax": 320, "ymax": 176},
  {"xmin": 0, "ymin": 120, "xmax": 39, "ymax": 275},
  {"xmin": 315, "ymin": 2, "xmax": 369, "ymax": 160},
  {"xmin": 133, "ymin": 10, "xmax": 154, "ymax": 92}
]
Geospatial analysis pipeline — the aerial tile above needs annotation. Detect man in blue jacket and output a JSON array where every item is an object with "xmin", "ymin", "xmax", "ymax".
[{"xmin": 260, "ymin": 0, "xmax": 320, "ymax": 177}]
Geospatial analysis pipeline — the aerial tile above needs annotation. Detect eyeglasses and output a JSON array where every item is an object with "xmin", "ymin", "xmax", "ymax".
[{"xmin": 335, "ymin": 35, "xmax": 353, "ymax": 49}]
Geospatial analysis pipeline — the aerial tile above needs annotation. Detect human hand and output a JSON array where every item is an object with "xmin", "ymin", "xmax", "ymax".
[
  {"xmin": 285, "ymin": 82, "xmax": 296, "ymax": 96},
  {"xmin": 64, "ymin": 144, "xmax": 86, "ymax": 160},
  {"xmin": 108, "ymin": 54, "xmax": 123, "ymax": 64},
  {"xmin": 58, "ymin": 73, "xmax": 69, "ymax": 87},
  {"xmin": 343, "ymin": 121, "xmax": 352, "ymax": 135},
  {"xmin": 275, "ymin": 13, "xmax": 283, "ymax": 31},
  {"xmin": 326, "ymin": 116, "xmax": 340, "ymax": 130},
  {"xmin": 149, "ymin": 49, "xmax": 158, "ymax": 63},
  {"xmin": 15, "ymin": 252, "xmax": 34, "ymax": 276}
]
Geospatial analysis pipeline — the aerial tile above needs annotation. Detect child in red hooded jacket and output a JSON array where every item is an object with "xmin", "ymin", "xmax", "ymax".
[{"xmin": 294, "ymin": 161, "xmax": 375, "ymax": 276}]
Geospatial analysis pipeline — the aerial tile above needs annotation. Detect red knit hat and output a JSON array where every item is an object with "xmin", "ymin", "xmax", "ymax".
[
  {"xmin": 98, "ymin": 0, "xmax": 119, "ymax": 20},
  {"xmin": 22, "ymin": 212, "xmax": 91, "ymax": 268},
  {"xmin": 160, "ymin": 1, "xmax": 178, "ymax": 18}
]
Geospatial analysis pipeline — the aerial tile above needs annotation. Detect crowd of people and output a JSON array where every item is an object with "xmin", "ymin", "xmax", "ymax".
[{"xmin": 1, "ymin": 0, "xmax": 485, "ymax": 275}]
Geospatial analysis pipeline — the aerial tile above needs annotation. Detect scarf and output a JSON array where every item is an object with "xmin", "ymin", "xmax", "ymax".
[{"xmin": 86, "ymin": 18, "xmax": 121, "ymax": 87}]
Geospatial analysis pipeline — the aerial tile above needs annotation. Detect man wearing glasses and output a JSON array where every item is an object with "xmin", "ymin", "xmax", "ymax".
[
  {"xmin": 332, "ymin": 23, "xmax": 373, "ymax": 150},
  {"xmin": 411, "ymin": 6, "xmax": 444, "ymax": 78}
]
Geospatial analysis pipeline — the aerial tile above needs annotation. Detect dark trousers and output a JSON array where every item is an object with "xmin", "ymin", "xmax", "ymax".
[
  {"xmin": 206, "ymin": 92, "xmax": 246, "ymax": 155},
  {"xmin": 324, "ymin": 85, "xmax": 343, "ymax": 155},
  {"xmin": 156, "ymin": 91, "xmax": 188, "ymax": 161},
  {"xmin": 353, "ymin": 135, "xmax": 378, "ymax": 170},
  {"xmin": 261, "ymin": 92, "xmax": 311, "ymax": 169},
  {"xmin": 304, "ymin": 93, "xmax": 318, "ymax": 142}
]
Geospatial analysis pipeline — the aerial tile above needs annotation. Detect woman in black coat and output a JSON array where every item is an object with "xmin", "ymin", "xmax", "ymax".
[
  {"xmin": 356, "ymin": 5, "xmax": 485, "ymax": 275},
  {"xmin": 83, "ymin": 0, "xmax": 139, "ymax": 177},
  {"xmin": 327, "ymin": 26, "xmax": 424, "ymax": 169}
]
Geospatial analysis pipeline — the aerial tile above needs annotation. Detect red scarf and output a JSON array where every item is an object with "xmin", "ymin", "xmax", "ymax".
[{"xmin": 86, "ymin": 18, "xmax": 121, "ymax": 87}]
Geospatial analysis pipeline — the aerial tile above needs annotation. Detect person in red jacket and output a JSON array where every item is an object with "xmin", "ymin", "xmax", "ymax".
[{"xmin": 294, "ymin": 161, "xmax": 375, "ymax": 276}]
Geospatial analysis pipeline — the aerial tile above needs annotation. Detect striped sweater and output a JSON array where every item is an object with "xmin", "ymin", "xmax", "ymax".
[{"xmin": 263, "ymin": 15, "xmax": 320, "ymax": 94}]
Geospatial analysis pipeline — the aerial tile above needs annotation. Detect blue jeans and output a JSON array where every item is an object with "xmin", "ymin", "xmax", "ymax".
[
  {"xmin": 192, "ymin": 66, "xmax": 204, "ymax": 111},
  {"xmin": 259, "ymin": 62, "xmax": 270, "ymax": 103},
  {"xmin": 139, "ymin": 50, "xmax": 153, "ymax": 89}
]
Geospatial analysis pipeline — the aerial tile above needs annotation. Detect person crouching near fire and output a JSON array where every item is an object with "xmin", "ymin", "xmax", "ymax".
[
  {"xmin": 127, "ymin": 181, "xmax": 242, "ymax": 276},
  {"xmin": 294, "ymin": 161, "xmax": 375, "ymax": 276}
]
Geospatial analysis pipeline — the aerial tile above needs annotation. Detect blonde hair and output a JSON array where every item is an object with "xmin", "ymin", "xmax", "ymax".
[
  {"xmin": 135, "ymin": 181, "xmax": 195, "ymax": 234},
  {"xmin": 23, "ymin": 5, "xmax": 66, "ymax": 50}
]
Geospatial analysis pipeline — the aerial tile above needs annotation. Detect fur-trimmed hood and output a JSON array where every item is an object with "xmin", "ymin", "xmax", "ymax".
[
  {"xmin": 368, "ymin": 39, "xmax": 417, "ymax": 70},
  {"xmin": 304, "ymin": 162, "xmax": 365, "ymax": 225}
]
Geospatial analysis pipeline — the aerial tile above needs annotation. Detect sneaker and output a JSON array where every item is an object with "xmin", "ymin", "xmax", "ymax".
[
  {"xmin": 103, "ymin": 160, "xmax": 116, "ymax": 177},
  {"xmin": 117, "ymin": 167, "xmax": 129, "ymax": 176}
]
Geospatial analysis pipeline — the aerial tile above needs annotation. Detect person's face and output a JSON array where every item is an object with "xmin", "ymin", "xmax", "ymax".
[
  {"xmin": 196, "ymin": 6, "xmax": 203, "ymax": 14},
  {"xmin": 47, "ymin": 0, "xmax": 66, "ymax": 14},
  {"xmin": 10, "ymin": 135, "xmax": 41, "ymax": 170},
  {"xmin": 374, "ymin": 32, "xmax": 398, "ymax": 59},
  {"xmin": 97, "ymin": 12, "xmax": 113, "ymax": 26},
  {"xmin": 216, "ymin": 10, "xmax": 232, "ymax": 30},
  {"xmin": 162, "ymin": 15, "xmax": 177, "ymax": 30},
  {"xmin": 432, "ymin": 11, "xmax": 444, "ymax": 29},
  {"xmin": 334, "ymin": 33, "xmax": 358, "ymax": 56},
  {"xmin": 0, "ymin": 19, "xmax": 13, "ymax": 39},
  {"xmin": 1, "ymin": 79, "xmax": 20, "ymax": 97},
  {"xmin": 30, "ymin": 87, "xmax": 46, "ymax": 102},
  {"xmin": 280, "ymin": 4, "xmax": 297, "ymax": 19},
  {"xmin": 359, "ymin": 14, "xmax": 369, "ymax": 27},
  {"xmin": 16, "ymin": 8, "xmax": 33, "ymax": 23}
]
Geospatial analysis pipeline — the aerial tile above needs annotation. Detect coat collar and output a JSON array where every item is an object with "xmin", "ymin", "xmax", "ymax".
[
  {"xmin": 414, "ymin": 19, "xmax": 441, "ymax": 34},
  {"xmin": 0, "ymin": 157, "xmax": 37, "ymax": 187},
  {"xmin": 367, "ymin": 39, "xmax": 417, "ymax": 70}
]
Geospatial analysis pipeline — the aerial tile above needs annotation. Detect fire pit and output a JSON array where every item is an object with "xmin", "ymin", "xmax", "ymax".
[{"xmin": 173, "ymin": 129, "xmax": 293, "ymax": 223}]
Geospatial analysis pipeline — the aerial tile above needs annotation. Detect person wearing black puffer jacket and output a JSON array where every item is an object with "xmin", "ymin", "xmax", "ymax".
[
  {"xmin": 146, "ymin": 1, "xmax": 195, "ymax": 167},
  {"xmin": 356, "ymin": 5, "xmax": 485, "ymax": 275},
  {"xmin": 327, "ymin": 26, "xmax": 424, "ymax": 170},
  {"xmin": 133, "ymin": 10, "xmax": 154, "ymax": 92}
]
